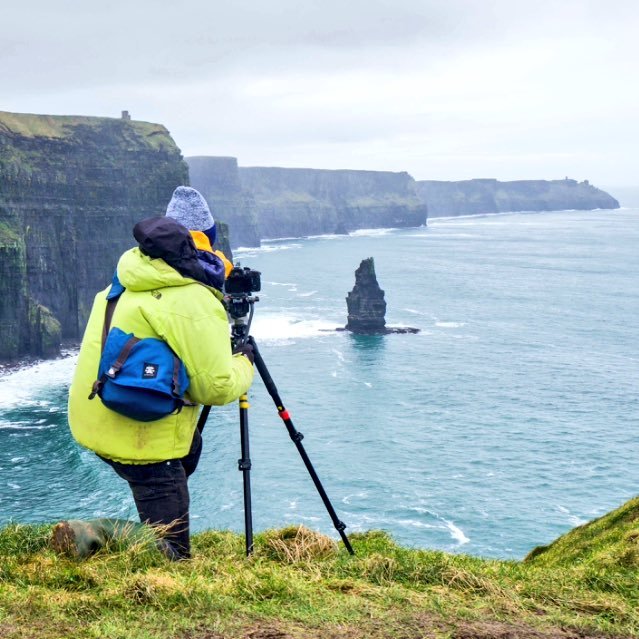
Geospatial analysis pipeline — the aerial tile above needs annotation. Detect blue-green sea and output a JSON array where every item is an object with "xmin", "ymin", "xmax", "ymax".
[{"xmin": 1, "ymin": 208, "xmax": 638, "ymax": 560}]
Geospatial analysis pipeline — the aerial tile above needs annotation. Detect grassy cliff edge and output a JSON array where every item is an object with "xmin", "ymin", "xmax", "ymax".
[{"xmin": 0, "ymin": 497, "xmax": 638, "ymax": 638}]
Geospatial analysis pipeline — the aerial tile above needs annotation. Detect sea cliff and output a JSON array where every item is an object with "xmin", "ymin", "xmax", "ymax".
[
  {"xmin": 0, "ymin": 111, "xmax": 188, "ymax": 360},
  {"xmin": 187, "ymin": 156, "xmax": 260, "ymax": 248},
  {"xmin": 416, "ymin": 178, "xmax": 620, "ymax": 217},
  {"xmin": 240, "ymin": 166, "xmax": 428, "ymax": 242}
]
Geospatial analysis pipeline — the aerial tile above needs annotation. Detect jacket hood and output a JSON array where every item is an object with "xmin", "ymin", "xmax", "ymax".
[{"xmin": 116, "ymin": 248, "xmax": 195, "ymax": 292}]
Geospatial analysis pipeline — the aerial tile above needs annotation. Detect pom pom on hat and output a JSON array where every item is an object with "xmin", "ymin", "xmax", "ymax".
[{"xmin": 165, "ymin": 186, "xmax": 215, "ymax": 232}]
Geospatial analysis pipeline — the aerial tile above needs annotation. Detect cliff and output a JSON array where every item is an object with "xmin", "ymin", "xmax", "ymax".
[
  {"xmin": 415, "ymin": 178, "xmax": 620, "ymax": 217},
  {"xmin": 0, "ymin": 111, "xmax": 188, "ymax": 360},
  {"xmin": 239, "ymin": 167, "xmax": 428, "ymax": 240},
  {"xmin": 187, "ymin": 156, "xmax": 260, "ymax": 248}
]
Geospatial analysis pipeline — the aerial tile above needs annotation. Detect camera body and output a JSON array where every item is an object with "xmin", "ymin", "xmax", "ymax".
[{"xmin": 225, "ymin": 266, "xmax": 261, "ymax": 295}]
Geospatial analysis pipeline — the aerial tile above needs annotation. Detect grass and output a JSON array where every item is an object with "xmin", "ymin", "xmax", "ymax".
[
  {"xmin": 0, "ymin": 110, "xmax": 173, "ymax": 151},
  {"xmin": 1, "ymin": 498, "xmax": 638, "ymax": 638}
]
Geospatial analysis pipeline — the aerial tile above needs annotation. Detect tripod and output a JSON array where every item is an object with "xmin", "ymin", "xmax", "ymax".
[{"xmin": 197, "ymin": 300, "xmax": 355, "ymax": 557}]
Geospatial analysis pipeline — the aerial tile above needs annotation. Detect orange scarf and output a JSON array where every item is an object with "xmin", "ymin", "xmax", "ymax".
[{"xmin": 190, "ymin": 231, "xmax": 234, "ymax": 278}]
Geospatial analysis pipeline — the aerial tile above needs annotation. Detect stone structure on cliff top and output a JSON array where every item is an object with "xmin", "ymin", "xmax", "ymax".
[
  {"xmin": 344, "ymin": 258, "xmax": 418, "ymax": 335},
  {"xmin": 0, "ymin": 110, "xmax": 189, "ymax": 360}
]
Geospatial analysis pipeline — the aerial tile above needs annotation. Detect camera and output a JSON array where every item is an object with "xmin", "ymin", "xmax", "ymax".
[{"xmin": 225, "ymin": 266, "xmax": 261, "ymax": 295}]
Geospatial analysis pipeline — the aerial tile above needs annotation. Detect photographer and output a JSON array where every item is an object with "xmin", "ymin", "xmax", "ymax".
[{"xmin": 60, "ymin": 188, "xmax": 254, "ymax": 560}]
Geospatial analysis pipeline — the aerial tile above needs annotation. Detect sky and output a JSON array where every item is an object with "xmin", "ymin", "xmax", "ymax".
[{"xmin": 1, "ymin": 0, "xmax": 638, "ymax": 189}]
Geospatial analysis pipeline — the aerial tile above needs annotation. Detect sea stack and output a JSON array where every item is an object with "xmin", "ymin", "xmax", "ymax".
[
  {"xmin": 342, "ymin": 258, "xmax": 419, "ymax": 335},
  {"xmin": 346, "ymin": 258, "xmax": 387, "ymax": 333}
]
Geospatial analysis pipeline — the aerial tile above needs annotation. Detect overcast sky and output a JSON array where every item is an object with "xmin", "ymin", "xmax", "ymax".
[{"xmin": 1, "ymin": 0, "xmax": 637, "ymax": 188}]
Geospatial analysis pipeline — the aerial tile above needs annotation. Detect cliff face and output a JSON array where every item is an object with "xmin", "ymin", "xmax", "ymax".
[
  {"xmin": 0, "ymin": 111, "xmax": 188, "ymax": 360},
  {"xmin": 239, "ymin": 167, "xmax": 427, "ymax": 240},
  {"xmin": 187, "ymin": 156, "xmax": 260, "ymax": 248},
  {"xmin": 415, "ymin": 178, "xmax": 620, "ymax": 217}
]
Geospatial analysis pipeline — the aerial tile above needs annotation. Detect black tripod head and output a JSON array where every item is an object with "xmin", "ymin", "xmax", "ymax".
[{"xmin": 224, "ymin": 264, "xmax": 261, "ymax": 348}]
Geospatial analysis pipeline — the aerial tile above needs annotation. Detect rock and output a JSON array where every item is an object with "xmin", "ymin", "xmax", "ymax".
[
  {"xmin": 341, "ymin": 258, "xmax": 420, "ymax": 335},
  {"xmin": 333, "ymin": 222, "xmax": 349, "ymax": 235},
  {"xmin": 346, "ymin": 258, "xmax": 387, "ymax": 333}
]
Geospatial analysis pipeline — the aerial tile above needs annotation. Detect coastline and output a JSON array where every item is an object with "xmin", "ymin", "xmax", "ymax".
[{"xmin": 0, "ymin": 342, "xmax": 79, "ymax": 379}]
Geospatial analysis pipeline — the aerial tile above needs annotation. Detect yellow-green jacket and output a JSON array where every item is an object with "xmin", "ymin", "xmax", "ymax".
[{"xmin": 68, "ymin": 248, "xmax": 254, "ymax": 464}]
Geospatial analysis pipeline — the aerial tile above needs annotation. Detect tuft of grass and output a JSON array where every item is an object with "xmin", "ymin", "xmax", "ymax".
[{"xmin": 260, "ymin": 525, "xmax": 338, "ymax": 563}]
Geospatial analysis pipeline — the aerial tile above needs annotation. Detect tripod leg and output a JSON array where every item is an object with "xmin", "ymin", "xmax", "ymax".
[
  {"xmin": 238, "ymin": 394, "xmax": 254, "ymax": 556},
  {"xmin": 247, "ymin": 336, "xmax": 355, "ymax": 555}
]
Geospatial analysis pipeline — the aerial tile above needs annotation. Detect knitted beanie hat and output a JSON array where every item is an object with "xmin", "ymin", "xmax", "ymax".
[{"xmin": 165, "ymin": 186, "xmax": 214, "ymax": 231}]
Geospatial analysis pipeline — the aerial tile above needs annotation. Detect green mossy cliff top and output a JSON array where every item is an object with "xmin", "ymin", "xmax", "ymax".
[
  {"xmin": 0, "ymin": 110, "xmax": 176, "ymax": 151},
  {"xmin": 1, "ymin": 497, "xmax": 638, "ymax": 638},
  {"xmin": 526, "ymin": 495, "xmax": 639, "ymax": 568}
]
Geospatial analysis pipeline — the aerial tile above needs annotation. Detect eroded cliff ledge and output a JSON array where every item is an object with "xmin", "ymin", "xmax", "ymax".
[
  {"xmin": 0, "ymin": 111, "xmax": 188, "ymax": 360},
  {"xmin": 415, "ymin": 178, "xmax": 619, "ymax": 217}
]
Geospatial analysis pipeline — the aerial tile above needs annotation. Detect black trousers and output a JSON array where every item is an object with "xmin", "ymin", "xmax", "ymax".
[{"xmin": 99, "ymin": 428, "xmax": 202, "ymax": 560}]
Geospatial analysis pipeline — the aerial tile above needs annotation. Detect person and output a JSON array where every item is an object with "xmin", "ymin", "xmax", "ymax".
[{"xmin": 59, "ymin": 187, "xmax": 254, "ymax": 560}]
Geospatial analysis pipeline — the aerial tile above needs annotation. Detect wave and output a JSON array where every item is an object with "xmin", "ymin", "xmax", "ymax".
[
  {"xmin": 435, "ymin": 321, "xmax": 466, "ymax": 329},
  {"xmin": 350, "ymin": 227, "xmax": 397, "ymax": 237},
  {"xmin": 442, "ymin": 518, "xmax": 470, "ymax": 545},
  {"xmin": 0, "ymin": 356, "xmax": 76, "ymax": 410},
  {"xmin": 251, "ymin": 314, "xmax": 340, "ymax": 341},
  {"xmin": 0, "ymin": 315, "xmax": 339, "ymax": 405},
  {"xmin": 234, "ymin": 242, "xmax": 303, "ymax": 257}
]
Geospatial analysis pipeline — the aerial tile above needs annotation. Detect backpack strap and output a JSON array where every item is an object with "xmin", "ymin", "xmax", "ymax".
[
  {"xmin": 89, "ymin": 287, "xmax": 124, "ymax": 400},
  {"xmin": 102, "ymin": 297, "xmax": 119, "ymax": 350},
  {"xmin": 171, "ymin": 354, "xmax": 197, "ymax": 408}
]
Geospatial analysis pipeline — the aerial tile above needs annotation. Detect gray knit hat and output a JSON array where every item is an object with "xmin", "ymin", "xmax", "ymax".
[{"xmin": 165, "ymin": 186, "xmax": 214, "ymax": 231}]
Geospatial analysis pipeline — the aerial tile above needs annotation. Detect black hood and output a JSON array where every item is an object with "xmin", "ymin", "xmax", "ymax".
[{"xmin": 133, "ymin": 217, "xmax": 209, "ymax": 284}]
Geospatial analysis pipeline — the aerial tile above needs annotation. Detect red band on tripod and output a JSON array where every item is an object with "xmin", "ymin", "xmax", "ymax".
[{"xmin": 278, "ymin": 410, "xmax": 290, "ymax": 421}]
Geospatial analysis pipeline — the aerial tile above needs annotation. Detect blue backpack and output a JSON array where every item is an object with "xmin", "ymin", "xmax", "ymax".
[{"xmin": 88, "ymin": 282, "xmax": 193, "ymax": 422}]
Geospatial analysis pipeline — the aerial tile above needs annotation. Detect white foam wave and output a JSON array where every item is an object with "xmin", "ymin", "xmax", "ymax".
[
  {"xmin": 250, "ymin": 314, "xmax": 339, "ymax": 341},
  {"xmin": 397, "ymin": 518, "xmax": 439, "ymax": 529},
  {"xmin": 442, "ymin": 518, "xmax": 470, "ymax": 545},
  {"xmin": 435, "ymin": 321, "xmax": 466, "ymax": 328},
  {"xmin": 404, "ymin": 308, "xmax": 428, "ymax": 316},
  {"xmin": 332, "ymin": 349, "xmax": 345, "ymax": 363},
  {"xmin": 350, "ymin": 227, "xmax": 396, "ymax": 237},
  {"xmin": 234, "ymin": 242, "xmax": 302, "ymax": 257},
  {"xmin": 0, "ymin": 356, "xmax": 76, "ymax": 410},
  {"xmin": 297, "ymin": 290, "xmax": 317, "ymax": 297},
  {"xmin": 403, "ymin": 505, "xmax": 469, "ymax": 545}
]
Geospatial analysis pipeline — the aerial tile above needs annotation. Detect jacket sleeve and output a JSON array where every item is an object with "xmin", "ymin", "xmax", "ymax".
[{"xmin": 160, "ymin": 286, "xmax": 254, "ymax": 406}]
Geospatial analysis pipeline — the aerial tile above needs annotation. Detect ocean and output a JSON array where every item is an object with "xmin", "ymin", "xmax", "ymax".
[{"xmin": 1, "ymin": 208, "xmax": 638, "ymax": 560}]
